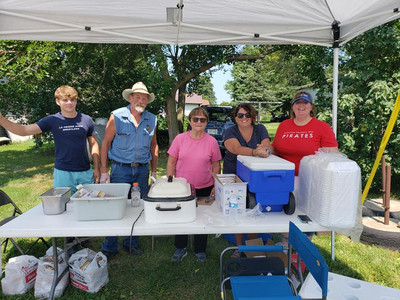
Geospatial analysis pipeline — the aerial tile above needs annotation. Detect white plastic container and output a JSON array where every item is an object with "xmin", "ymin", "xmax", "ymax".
[
  {"xmin": 296, "ymin": 152, "xmax": 361, "ymax": 229},
  {"xmin": 70, "ymin": 183, "xmax": 130, "ymax": 221},
  {"xmin": 143, "ymin": 177, "xmax": 196, "ymax": 224}
]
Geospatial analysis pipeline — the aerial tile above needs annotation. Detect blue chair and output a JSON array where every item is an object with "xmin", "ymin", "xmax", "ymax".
[{"xmin": 220, "ymin": 221, "xmax": 328, "ymax": 300}]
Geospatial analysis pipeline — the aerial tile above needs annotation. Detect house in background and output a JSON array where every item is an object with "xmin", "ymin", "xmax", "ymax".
[{"xmin": 179, "ymin": 93, "xmax": 210, "ymax": 116}]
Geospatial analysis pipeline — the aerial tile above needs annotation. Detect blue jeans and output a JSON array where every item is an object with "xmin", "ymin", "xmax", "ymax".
[{"xmin": 102, "ymin": 163, "xmax": 149, "ymax": 252}]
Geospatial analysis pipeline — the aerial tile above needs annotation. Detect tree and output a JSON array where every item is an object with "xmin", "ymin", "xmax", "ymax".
[
  {"xmin": 333, "ymin": 20, "xmax": 400, "ymax": 187},
  {"xmin": 0, "ymin": 41, "xmax": 156, "ymax": 120},
  {"xmin": 150, "ymin": 45, "xmax": 278, "ymax": 143},
  {"xmin": 1, "ymin": 41, "xmax": 278, "ymax": 146},
  {"xmin": 226, "ymin": 45, "xmax": 319, "ymax": 116},
  {"xmin": 187, "ymin": 74, "xmax": 216, "ymax": 105}
]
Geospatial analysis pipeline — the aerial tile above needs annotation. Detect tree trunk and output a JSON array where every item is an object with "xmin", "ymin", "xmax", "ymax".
[
  {"xmin": 165, "ymin": 94, "xmax": 180, "ymax": 145},
  {"xmin": 177, "ymin": 84, "xmax": 187, "ymax": 133}
]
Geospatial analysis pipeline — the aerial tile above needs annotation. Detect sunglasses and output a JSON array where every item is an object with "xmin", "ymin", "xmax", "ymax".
[
  {"xmin": 192, "ymin": 117, "xmax": 207, "ymax": 123},
  {"xmin": 237, "ymin": 113, "xmax": 251, "ymax": 119}
]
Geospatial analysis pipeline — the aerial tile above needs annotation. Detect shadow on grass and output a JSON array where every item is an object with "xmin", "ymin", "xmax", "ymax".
[{"xmin": 0, "ymin": 144, "xmax": 55, "ymax": 186}]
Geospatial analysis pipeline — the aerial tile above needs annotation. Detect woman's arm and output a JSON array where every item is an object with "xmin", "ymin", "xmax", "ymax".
[
  {"xmin": 166, "ymin": 155, "xmax": 178, "ymax": 178},
  {"xmin": 211, "ymin": 160, "xmax": 221, "ymax": 175},
  {"xmin": 224, "ymin": 138, "xmax": 254, "ymax": 156}
]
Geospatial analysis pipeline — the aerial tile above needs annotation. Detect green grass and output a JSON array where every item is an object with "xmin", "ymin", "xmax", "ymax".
[
  {"xmin": 263, "ymin": 122, "xmax": 279, "ymax": 140},
  {"xmin": 1, "ymin": 140, "xmax": 400, "ymax": 299}
]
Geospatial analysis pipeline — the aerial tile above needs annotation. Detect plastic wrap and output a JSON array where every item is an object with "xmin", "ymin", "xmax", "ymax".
[{"xmin": 296, "ymin": 151, "xmax": 363, "ymax": 241}]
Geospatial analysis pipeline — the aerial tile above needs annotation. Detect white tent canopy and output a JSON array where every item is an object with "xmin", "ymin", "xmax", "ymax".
[
  {"xmin": 1, "ymin": 0, "xmax": 400, "ymax": 133},
  {"xmin": 1, "ymin": 0, "xmax": 398, "ymax": 46}
]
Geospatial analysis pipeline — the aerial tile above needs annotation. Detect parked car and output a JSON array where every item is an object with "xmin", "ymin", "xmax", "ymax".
[
  {"xmin": 203, "ymin": 106, "xmax": 234, "ymax": 155},
  {"xmin": 270, "ymin": 114, "xmax": 289, "ymax": 122},
  {"xmin": 0, "ymin": 125, "xmax": 11, "ymax": 145},
  {"xmin": 157, "ymin": 128, "xmax": 169, "ymax": 146}
]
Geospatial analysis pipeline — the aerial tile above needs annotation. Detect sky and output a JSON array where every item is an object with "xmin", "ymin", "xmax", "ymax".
[{"xmin": 211, "ymin": 65, "xmax": 232, "ymax": 105}]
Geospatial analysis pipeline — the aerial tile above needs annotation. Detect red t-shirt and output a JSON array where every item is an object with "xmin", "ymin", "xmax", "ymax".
[{"xmin": 272, "ymin": 118, "xmax": 338, "ymax": 175}]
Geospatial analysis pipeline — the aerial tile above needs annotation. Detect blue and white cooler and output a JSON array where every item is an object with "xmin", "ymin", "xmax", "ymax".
[{"xmin": 236, "ymin": 155, "xmax": 295, "ymax": 214}]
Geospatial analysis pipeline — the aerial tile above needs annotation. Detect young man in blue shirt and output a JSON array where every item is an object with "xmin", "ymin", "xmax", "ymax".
[
  {"xmin": 0, "ymin": 85, "xmax": 100, "ymax": 189},
  {"xmin": 0, "ymin": 85, "xmax": 100, "ymax": 254}
]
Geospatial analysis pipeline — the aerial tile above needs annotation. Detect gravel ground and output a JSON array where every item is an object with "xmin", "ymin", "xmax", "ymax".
[{"xmin": 361, "ymin": 199, "xmax": 400, "ymax": 251}]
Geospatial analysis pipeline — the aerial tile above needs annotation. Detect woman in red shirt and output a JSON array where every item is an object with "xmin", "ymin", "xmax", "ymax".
[
  {"xmin": 272, "ymin": 91, "xmax": 338, "ymax": 245},
  {"xmin": 272, "ymin": 91, "xmax": 338, "ymax": 176}
]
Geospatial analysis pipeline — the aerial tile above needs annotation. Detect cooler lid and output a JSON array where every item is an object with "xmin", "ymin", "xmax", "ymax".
[{"xmin": 237, "ymin": 154, "xmax": 295, "ymax": 170}]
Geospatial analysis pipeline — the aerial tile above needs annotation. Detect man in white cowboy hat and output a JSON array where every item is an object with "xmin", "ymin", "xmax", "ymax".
[{"xmin": 100, "ymin": 81, "xmax": 158, "ymax": 258}]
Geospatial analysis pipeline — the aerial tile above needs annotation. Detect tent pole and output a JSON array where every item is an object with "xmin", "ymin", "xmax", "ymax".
[
  {"xmin": 332, "ymin": 47, "xmax": 339, "ymax": 137},
  {"xmin": 331, "ymin": 47, "xmax": 337, "ymax": 259}
]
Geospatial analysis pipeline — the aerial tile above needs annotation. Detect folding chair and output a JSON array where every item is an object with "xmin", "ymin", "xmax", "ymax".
[
  {"xmin": 0, "ymin": 190, "xmax": 50, "ymax": 254},
  {"xmin": 220, "ymin": 221, "xmax": 328, "ymax": 300}
]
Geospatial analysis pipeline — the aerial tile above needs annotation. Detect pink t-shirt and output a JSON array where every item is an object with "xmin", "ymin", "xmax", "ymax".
[
  {"xmin": 168, "ymin": 131, "xmax": 222, "ymax": 189},
  {"xmin": 272, "ymin": 118, "xmax": 338, "ymax": 175}
]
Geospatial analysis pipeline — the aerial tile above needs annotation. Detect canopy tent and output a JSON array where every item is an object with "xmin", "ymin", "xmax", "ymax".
[
  {"xmin": 1, "ymin": 0, "xmax": 400, "ymax": 252},
  {"xmin": 0, "ymin": 0, "xmax": 398, "ymax": 46},
  {"xmin": 1, "ymin": 0, "xmax": 399, "ymax": 132}
]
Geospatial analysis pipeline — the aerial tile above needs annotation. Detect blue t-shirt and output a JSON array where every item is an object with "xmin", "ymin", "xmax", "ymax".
[
  {"xmin": 222, "ymin": 124, "xmax": 270, "ymax": 174},
  {"xmin": 36, "ymin": 112, "xmax": 95, "ymax": 172}
]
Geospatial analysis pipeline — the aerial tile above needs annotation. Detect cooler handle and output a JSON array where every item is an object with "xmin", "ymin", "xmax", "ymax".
[
  {"xmin": 263, "ymin": 171, "xmax": 287, "ymax": 179},
  {"xmin": 156, "ymin": 206, "xmax": 182, "ymax": 211}
]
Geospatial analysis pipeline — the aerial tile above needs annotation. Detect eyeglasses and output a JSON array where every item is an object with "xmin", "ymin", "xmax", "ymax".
[
  {"xmin": 192, "ymin": 117, "xmax": 207, "ymax": 123},
  {"xmin": 237, "ymin": 113, "xmax": 251, "ymax": 119}
]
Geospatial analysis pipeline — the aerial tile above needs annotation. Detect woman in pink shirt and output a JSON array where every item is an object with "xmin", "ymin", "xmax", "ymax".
[{"xmin": 167, "ymin": 107, "xmax": 222, "ymax": 262}]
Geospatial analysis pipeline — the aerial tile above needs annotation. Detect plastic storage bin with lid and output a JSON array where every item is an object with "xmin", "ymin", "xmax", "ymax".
[{"xmin": 236, "ymin": 154, "xmax": 295, "ymax": 214}]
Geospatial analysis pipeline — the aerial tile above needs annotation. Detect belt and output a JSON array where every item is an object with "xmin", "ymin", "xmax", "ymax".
[{"xmin": 111, "ymin": 160, "xmax": 147, "ymax": 168}]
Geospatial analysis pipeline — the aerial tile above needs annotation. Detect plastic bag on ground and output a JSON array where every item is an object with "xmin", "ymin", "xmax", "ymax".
[
  {"xmin": 34, "ymin": 247, "xmax": 69, "ymax": 298},
  {"xmin": 68, "ymin": 248, "xmax": 109, "ymax": 293},
  {"xmin": 1, "ymin": 255, "xmax": 39, "ymax": 295}
]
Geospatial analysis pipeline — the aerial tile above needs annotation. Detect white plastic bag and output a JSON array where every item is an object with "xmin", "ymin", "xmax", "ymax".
[
  {"xmin": 1, "ymin": 255, "xmax": 39, "ymax": 295},
  {"xmin": 68, "ymin": 248, "xmax": 109, "ymax": 293},
  {"xmin": 34, "ymin": 247, "xmax": 69, "ymax": 298}
]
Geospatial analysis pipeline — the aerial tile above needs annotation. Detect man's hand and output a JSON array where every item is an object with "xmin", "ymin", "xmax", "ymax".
[
  {"xmin": 100, "ymin": 172, "xmax": 110, "ymax": 183},
  {"xmin": 150, "ymin": 171, "xmax": 157, "ymax": 184},
  {"xmin": 93, "ymin": 169, "xmax": 101, "ymax": 183}
]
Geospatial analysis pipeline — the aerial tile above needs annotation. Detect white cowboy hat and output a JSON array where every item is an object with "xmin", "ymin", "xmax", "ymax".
[{"xmin": 122, "ymin": 82, "xmax": 155, "ymax": 103}]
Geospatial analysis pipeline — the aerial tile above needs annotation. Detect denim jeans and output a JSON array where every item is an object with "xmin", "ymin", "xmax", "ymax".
[{"xmin": 102, "ymin": 163, "xmax": 149, "ymax": 252}]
